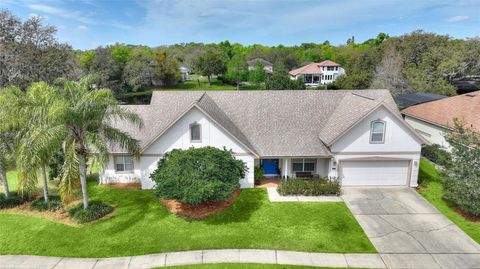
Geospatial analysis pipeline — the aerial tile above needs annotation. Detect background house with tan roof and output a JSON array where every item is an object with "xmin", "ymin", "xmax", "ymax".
[
  {"xmin": 289, "ymin": 60, "xmax": 345, "ymax": 86},
  {"xmin": 402, "ymin": 91, "xmax": 480, "ymax": 149}
]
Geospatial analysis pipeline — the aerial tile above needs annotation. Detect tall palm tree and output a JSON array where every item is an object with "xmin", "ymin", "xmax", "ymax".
[
  {"xmin": 58, "ymin": 77, "xmax": 142, "ymax": 208},
  {"xmin": 15, "ymin": 82, "xmax": 66, "ymax": 201}
]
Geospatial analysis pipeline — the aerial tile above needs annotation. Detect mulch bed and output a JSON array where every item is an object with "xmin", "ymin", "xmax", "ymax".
[
  {"xmin": 455, "ymin": 208, "xmax": 480, "ymax": 222},
  {"xmin": 2, "ymin": 201, "xmax": 78, "ymax": 226},
  {"xmin": 105, "ymin": 183, "xmax": 142, "ymax": 190},
  {"xmin": 160, "ymin": 190, "xmax": 241, "ymax": 219}
]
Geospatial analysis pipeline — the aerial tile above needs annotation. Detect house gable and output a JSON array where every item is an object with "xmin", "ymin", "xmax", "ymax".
[
  {"xmin": 331, "ymin": 106, "xmax": 424, "ymax": 153},
  {"xmin": 142, "ymin": 106, "xmax": 252, "ymax": 155}
]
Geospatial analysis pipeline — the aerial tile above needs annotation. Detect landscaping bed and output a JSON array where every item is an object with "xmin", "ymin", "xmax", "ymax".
[
  {"xmin": 160, "ymin": 190, "xmax": 241, "ymax": 219},
  {"xmin": 0, "ymin": 182, "xmax": 375, "ymax": 257}
]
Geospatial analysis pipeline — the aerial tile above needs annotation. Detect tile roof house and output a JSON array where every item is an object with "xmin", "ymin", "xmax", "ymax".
[
  {"xmin": 247, "ymin": 58, "xmax": 273, "ymax": 73},
  {"xmin": 102, "ymin": 90, "xmax": 426, "ymax": 189},
  {"xmin": 402, "ymin": 91, "xmax": 480, "ymax": 149},
  {"xmin": 289, "ymin": 60, "xmax": 345, "ymax": 87}
]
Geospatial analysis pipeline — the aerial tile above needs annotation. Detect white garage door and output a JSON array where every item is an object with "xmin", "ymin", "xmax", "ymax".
[{"xmin": 340, "ymin": 160, "xmax": 410, "ymax": 186}]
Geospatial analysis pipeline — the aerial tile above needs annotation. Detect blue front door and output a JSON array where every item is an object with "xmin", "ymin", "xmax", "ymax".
[{"xmin": 261, "ymin": 159, "xmax": 279, "ymax": 175}]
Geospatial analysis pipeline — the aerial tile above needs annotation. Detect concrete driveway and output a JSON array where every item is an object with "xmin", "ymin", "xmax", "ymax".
[{"xmin": 342, "ymin": 187, "xmax": 480, "ymax": 268}]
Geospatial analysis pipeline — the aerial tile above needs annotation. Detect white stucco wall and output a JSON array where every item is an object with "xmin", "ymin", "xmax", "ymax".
[
  {"xmin": 101, "ymin": 107, "xmax": 255, "ymax": 189},
  {"xmin": 404, "ymin": 115, "xmax": 450, "ymax": 150},
  {"xmin": 330, "ymin": 106, "xmax": 423, "ymax": 187}
]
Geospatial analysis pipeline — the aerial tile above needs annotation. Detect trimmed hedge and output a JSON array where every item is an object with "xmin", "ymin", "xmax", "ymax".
[
  {"xmin": 277, "ymin": 177, "xmax": 341, "ymax": 196},
  {"xmin": 68, "ymin": 201, "xmax": 113, "ymax": 223},
  {"xmin": 30, "ymin": 196, "xmax": 63, "ymax": 212},
  {"xmin": 0, "ymin": 192, "xmax": 32, "ymax": 209}
]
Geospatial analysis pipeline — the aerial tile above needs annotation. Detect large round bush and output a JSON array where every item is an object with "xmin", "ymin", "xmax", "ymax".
[{"xmin": 151, "ymin": 146, "xmax": 247, "ymax": 205}]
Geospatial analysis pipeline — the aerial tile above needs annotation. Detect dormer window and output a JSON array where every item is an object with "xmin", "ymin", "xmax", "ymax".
[
  {"xmin": 190, "ymin": 122, "xmax": 201, "ymax": 142},
  {"xmin": 370, "ymin": 120, "xmax": 386, "ymax": 143}
]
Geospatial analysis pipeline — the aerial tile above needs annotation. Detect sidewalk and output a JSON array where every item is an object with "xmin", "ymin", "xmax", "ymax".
[{"xmin": 2, "ymin": 250, "xmax": 480, "ymax": 269}]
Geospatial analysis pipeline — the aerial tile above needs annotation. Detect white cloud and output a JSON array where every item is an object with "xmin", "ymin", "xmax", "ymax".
[
  {"xmin": 447, "ymin": 15, "xmax": 469, "ymax": 22},
  {"xmin": 77, "ymin": 25, "xmax": 88, "ymax": 31}
]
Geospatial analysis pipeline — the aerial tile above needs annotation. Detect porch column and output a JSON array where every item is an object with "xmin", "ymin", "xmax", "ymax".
[{"xmin": 283, "ymin": 158, "xmax": 289, "ymax": 179}]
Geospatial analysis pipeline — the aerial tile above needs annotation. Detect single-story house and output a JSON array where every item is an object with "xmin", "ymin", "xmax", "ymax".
[
  {"xmin": 289, "ymin": 60, "xmax": 345, "ymax": 86},
  {"xmin": 402, "ymin": 91, "xmax": 480, "ymax": 149},
  {"xmin": 247, "ymin": 58, "xmax": 273, "ymax": 73},
  {"xmin": 395, "ymin": 92, "xmax": 447, "ymax": 110},
  {"xmin": 101, "ymin": 90, "xmax": 427, "ymax": 189}
]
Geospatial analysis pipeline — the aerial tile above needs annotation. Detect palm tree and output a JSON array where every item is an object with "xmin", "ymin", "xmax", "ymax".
[
  {"xmin": 15, "ymin": 82, "xmax": 66, "ymax": 201},
  {"xmin": 58, "ymin": 77, "xmax": 142, "ymax": 208},
  {"xmin": 0, "ymin": 87, "xmax": 23, "ymax": 198}
]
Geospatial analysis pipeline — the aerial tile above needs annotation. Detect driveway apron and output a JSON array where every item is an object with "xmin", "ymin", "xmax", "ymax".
[{"xmin": 342, "ymin": 187, "xmax": 480, "ymax": 268}]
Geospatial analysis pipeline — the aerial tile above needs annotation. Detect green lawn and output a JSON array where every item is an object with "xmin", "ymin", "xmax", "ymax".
[
  {"xmin": 417, "ymin": 158, "xmax": 480, "ymax": 244},
  {"xmin": 166, "ymin": 76, "xmax": 259, "ymax": 91},
  {"xmin": 160, "ymin": 264, "xmax": 361, "ymax": 269},
  {"xmin": 0, "ymin": 181, "xmax": 374, "ymax": 257}
]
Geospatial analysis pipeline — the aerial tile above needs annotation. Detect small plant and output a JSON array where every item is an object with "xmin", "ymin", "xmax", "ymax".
[
  {"xmin": 68, "ymin": 200, "xmax": 113, "ymax": 223},
  {"xmin": 254, "ymin": 166, "xmax": 264, "ymax": 185},
  {"xmin": 30, "ymin": 196, "xmax": 63, "ymax": 212},
  {"xmin": 0, "ymin": 192, "xmax": 32, "ymax": 209},
  {"xmin": 277, "ymin": 177, "xmax": 341, "ymax": 196}
]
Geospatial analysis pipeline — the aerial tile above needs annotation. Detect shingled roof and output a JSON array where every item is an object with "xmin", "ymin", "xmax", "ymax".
[
  {"xmin": 111, "ymin": 90, "xmax": 404, "ymax": 156},
  {"xmin": 289, "ymin": 60, "xmax": 342, "ymax": 76}
]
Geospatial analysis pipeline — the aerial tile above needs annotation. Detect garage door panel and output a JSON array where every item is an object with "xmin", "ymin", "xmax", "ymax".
[{"xmin": 340, "ymin": 160, "xmax": 409, "ymax": 186}]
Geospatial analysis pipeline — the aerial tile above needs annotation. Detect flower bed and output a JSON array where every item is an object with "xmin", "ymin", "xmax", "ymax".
[{"xmin": 277, "ymin": 177, "xmax": 341, "ymax": 196}]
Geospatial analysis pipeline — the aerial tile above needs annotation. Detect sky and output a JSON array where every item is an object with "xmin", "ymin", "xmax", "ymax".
[{"xmin": 1, "ymin": 0, "xmax": 479, "ymax": 50}]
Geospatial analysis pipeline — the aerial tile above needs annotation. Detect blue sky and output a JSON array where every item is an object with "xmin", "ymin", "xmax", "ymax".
[{"xmin": 1, "ymin": 0, "xmax": 479, "ymax": 50}]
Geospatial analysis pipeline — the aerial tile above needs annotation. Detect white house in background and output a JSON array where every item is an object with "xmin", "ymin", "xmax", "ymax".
[
  {"xmin": 247, "ymin": 58, "xmax": 273, "ymax": 74},
  {"xmin": 289, "ymin": 60, "xmax": 345, "ymax": 86},
  {"xmin": 402, "ymin": 91, "xmax": 480, "ymax": 149},
  {"xmin": 102, "ymin": 90, "xmax": 427, "ymax": 189},
  {"xmin": 179, "ymin": 65, "xmax": 192, "ymax": 81}
]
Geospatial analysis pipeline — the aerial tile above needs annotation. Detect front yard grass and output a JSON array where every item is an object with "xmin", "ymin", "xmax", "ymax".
[
  {"xmin": 417, "ymin": 158, "xmax": 480, "ymax": 244},
  {"xmin": 0, "ymin": 181, "xmax": 375, "ymax": 257}
]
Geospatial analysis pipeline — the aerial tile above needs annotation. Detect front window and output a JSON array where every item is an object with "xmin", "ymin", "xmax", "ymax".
[
  {"xmin": 304, "ymin": 74, "xmax": 313, "ymax": 83},
  {"xmin": 115, "ymin": 156, "xmax": 134, "ymax": 172},
  {"xmin": 190, "ymin": 122, "xmax": 201, "ymax": 142},
  {"xmin": 370, "ymin": 120, "xmax": 386, "ymax": 143},
  {"xmin": 292, "ymin": 158, "xmax": 316, "ymax": 172}
]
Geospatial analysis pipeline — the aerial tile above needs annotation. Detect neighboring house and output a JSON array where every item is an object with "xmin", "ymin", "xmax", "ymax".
[
  {"xmin": 289, "ymin": 60, "xmax": 345, "ymax": 86},
  {"xmin": 102, "ymin": 90, "xmax": 427, "ymax": 189},
  {"xmin": 179, "ymin": 65, "xmax": 192, "ymax": 81},
  {"xmin": 402, "ymin": 91, "xmax": 480, "ymax": 149},
  {"xmin": 247, "ymin": 58, "xmax": 273, "ymax": 73},
  {"xmin": 395, "ymin": 92, "xmax": 447, "ymax": 110}
]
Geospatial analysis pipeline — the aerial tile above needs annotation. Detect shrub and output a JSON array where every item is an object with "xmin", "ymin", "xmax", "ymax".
[
  {"xmin": 68, "ymin": 201, "xmax": 113, "ymax": 223},
  {"xmin": 30, "ymin": 196, "xmax": 63, "ymax": 212},
  {"xmin": 421, "ymin": 144, "xmax": 451, "ymax": 166},
  {"xmin": 0, "ymin": 192, "xmax": 32, "ymax": 209},
  {"xmin": 254, "ymin": 166, "xmax": 264, "ymax": 185},
  {"xmin": 277, "ymin": 177, "xmax": 341, "ymax": 196},
  {"xmin": 151, "ymin": 146, "xmax": 247, "ymax": 205}
]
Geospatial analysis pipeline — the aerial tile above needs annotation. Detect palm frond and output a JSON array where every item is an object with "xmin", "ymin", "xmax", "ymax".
[{"xmin": 60, "ymin": 140, "xmax": 80, "ymax": 203}]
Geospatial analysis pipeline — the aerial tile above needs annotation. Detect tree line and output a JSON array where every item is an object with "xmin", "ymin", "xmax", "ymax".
[{"xmin": 1, "ymin": 9, "xmax": 479, "ymax": 98}]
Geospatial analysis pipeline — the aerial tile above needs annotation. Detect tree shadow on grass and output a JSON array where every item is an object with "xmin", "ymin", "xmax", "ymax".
[{"xmin": 202, "ymin": 188, "xmax": 265, "ymax": 225}]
